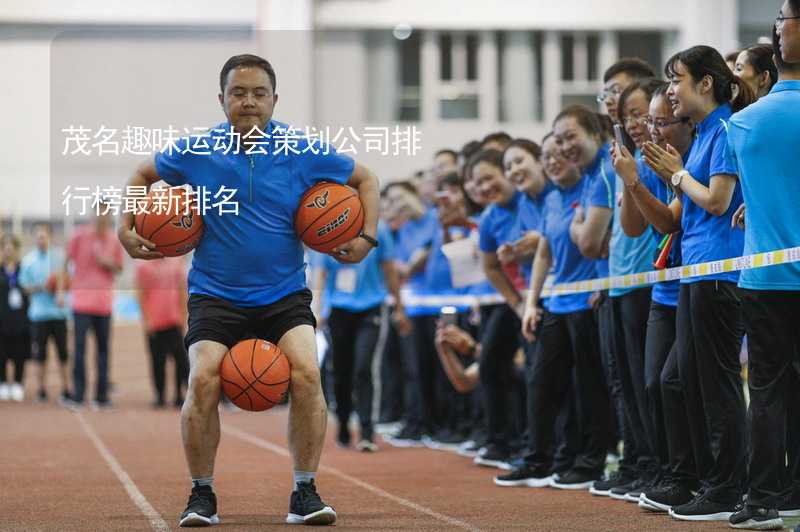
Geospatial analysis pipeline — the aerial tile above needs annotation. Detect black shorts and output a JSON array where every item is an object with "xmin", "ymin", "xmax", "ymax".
[
  {"xmin": 32, "ymin": 319, "xmax": 69, "ymax": 363},
  {"xmin": 184, "ymin": 289, "xmax": 316, "ymax": 350}
]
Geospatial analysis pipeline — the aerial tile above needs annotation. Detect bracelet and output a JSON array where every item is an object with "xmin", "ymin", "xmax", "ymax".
[{"xmin": 625, "ymin": 177, "xmax": 641, "ymax": 191}]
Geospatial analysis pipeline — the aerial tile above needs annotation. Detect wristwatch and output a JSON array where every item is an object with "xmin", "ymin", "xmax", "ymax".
[
  {"xmin": 358, "ymin": 231, "xmax": 379, "ymax": 248},
  {"xmin": 671, "ymin": 169, "xmax": 689, "ymax": 187}
]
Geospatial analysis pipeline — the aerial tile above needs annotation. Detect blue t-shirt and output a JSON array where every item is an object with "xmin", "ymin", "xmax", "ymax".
[
  {"xmin": 393, "ymin": 207, "xmax": 438, "ymax": 293},
  {"xmin": 542, "ymin": 180, "xmax": 596, "ymax": 314},
  {"xmin": 680, "ymin": 104, "xmax": 744, "ymax": 284},
  {"xmin": 19, "ymin": 247, "xmax": 70, "ymax": 322},
  {"xmin": 517, "ymin": 187, "xmax": 550, "ymax": 282},
  {"xmin": 609, "ymin": 158, "xmax": 656, "ymax": 298},
  {"xmin": 580, "ymin": 144, "xmax": 615, "ymax": 279},
  {"xmin": 154, "ymin": 120, "xmax": 355, "ymax": 306},
  {"xmin": 727, "ymin": 80, "xmax": 800, "ymax": 291},
  {"xmin": 478, "ymin": 190, "xmax": 524, "ymax": 253},
  {"xmin": 640, "ymin": 164, "xmax": 682, "ymax": 307},
  {"xmin": 319, "ymin": 223, "xmax": 394, "ymax": 312}
]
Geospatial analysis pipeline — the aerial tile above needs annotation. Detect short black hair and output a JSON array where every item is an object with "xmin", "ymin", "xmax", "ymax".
[
  {"xmin": 381, "ymin": 180, "xmax": 419, "ymax": 198},
  {"xmin": 459, "ymin": 140, "xmax": 482, "ymax": 161},
  {"xmin": 480, "ymin": 131, "xmax": 512, "ymax": 149},
  {"xmin": 505, "ymin": 138, "xmax": 542, "ymax": 160},
  {"xmin": 220, "ymin": 54, "xmax": 277, "ymax": 93},
  {"xmin": 603, "ymin": 57, "xmax": 655, "ymax": 83},
  {"xmin": 467, "ymin": 149, "xmax": 505, "ymax": 173}
]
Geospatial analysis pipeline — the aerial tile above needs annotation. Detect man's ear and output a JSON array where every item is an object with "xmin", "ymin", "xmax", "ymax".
[
  {"xmin": 218, "ymin": 92, "xmax": 224, "ymax": 109},
  {"xmin": 273, "ymin": 93, "xmax": 279, "ymax": 107}
]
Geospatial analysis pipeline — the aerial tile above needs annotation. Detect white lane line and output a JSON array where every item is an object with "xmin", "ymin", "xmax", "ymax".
[
  {"xmin": 76, "ymin": 412, "xmax": 171, "ymax": 532},
  {"xmin": 223, "ymin": 424, "xmax": 481, "ymax": 532}
]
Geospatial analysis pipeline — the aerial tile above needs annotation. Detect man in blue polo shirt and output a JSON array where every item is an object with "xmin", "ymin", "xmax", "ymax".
[
  {"xmin": 118, "ymin": 54, "xmax": 379, "ymax": 528},
  {"xmin": 726, "ymin": 25, "xmax": 800, "ymax": 529}
]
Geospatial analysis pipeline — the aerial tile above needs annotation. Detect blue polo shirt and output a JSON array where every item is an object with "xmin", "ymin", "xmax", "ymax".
[
  {"xmin": 155, "ymin": 120, "xmax": 355, "ymax": 306},
  {"xmin": 542, "ymin": 179, "xmax": 596, "ymax": 314},
  {"xmin": 517, "ymin": 186, "xmax": 551, "ymax": 282},
  {"xmin": 640, "ymin": 163, "xmax": 682, "ymax": 307},
  {"xmin": 19, "ymin": 247, "xmax": 70, "ymax": 322},
  {"xmin": 479, "ymin": 189, "xmax": 523, "ymax": 254},
  {"xmin": 727, "ymin": 80, "xmax": 800, "ymax": 291},
  {"xmin": 319, "ymin": 223, "xmax": 394, "ymax": 312},
  {"xmin": 394, "ymin": 207, "xmax": 438, "ymax": 316},
  {"xmin": 609, "ymin": 157, "xmax": 656, "ymax": 297},
  {"xmin": 680, "ymin": 104, "xmax": 744, "ymax": 284},
  {"xmin": 581, "ymin": 144, "xmax": 615, "ymax": 279}
]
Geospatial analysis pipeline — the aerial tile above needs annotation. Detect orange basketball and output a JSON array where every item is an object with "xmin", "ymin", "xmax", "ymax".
[
  {"xmin": 219, "ymin": 339, "xmax": 291, "ymax": 412},
  {"xmin": 134, "ymin": 187, "xmax": 204, "ymax": 257},
  {"xmin": 295, "ymin": 182, "xmax": 364, "ymax": 254}
]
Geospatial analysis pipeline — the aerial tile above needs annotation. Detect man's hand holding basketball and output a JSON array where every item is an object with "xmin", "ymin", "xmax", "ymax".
[
  {"xmin": 118, "ymin": 225, "xmax": 163, "ymax": 260},
  {"xmin": 331, "ymin": 236, "xmax": 371, "ymax": 264}
]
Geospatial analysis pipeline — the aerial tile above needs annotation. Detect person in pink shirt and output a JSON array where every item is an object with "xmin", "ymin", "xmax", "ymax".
[
  {"xmin": 65, "ymin": 208, "xmax": 123, "ymax": 408},
  {"xmin": 135, "ymin": 256, "xmax": 189, "ymax": 409}
]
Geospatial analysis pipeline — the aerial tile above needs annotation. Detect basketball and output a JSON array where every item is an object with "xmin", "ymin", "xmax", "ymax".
[
  {"xmin": 134, "ymin": 187, "xmax": 204, "ymax": 257},
  {"xmin": 219, "ymin": 338, "xmax": 291, "ymax": 412},
  {"xmin": 295, "ymin": 182, "xmax": 364, "ymax": 254}
]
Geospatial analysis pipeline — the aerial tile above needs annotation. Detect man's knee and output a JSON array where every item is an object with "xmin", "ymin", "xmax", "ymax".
[
  {"xmin": 291, "ymin": 362, "xmax": 322, "ymax": 393},
  {"xmin": 186, "ymin": 342, "xmax": 227, "ymax": 401}
]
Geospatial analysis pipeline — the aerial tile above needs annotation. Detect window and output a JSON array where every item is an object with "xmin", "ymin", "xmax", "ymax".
[
  {"xmin": 438, "ymin": 31, "xmax": 480, "ymax": 120},
  {"xmin": 619, "ymin": 32, "xmax": 663, "ymax": 74},
  {"xmin": 398, "ymin": 30, "xmax": 421, "ymax": 121}
]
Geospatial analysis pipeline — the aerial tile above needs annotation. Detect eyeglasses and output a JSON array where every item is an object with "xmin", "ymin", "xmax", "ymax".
[
  {"xmin": 622, "ymin": 115, "xmax": 649, "ymax": 127},
  {"xmin": 776, "ymin": 12, "xmax": 800, "ymax": 23},
  {"xmin": 641, "ymin": 116, "xmax": 688, "ymax": 130},
  {"xmin": 596, "ymin": 86, "xmax": 623, "ymax": 103}
]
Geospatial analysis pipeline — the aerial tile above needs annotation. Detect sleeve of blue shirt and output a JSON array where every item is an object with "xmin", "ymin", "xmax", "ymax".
[
  {"xmin": 724, "ymin": 125, "xmax": 740, "ymax": 175},
  {"xmin": 587, "ymin": 162, "xmax": 615, "ymax": 209},
  {"xmin": 295, "ymin": 140, "xmax": 355, "ymax": 188},
  {"xmin": 478, "ymin": 212, "xmax": 498, "ymax": 253},
  {"xmin": 710, "ymin": 126, "xmax": 738, "ymax": 177},
  {"xmin": 154, "ymin": 138, "xmax": 194, "ymax": 187},
  {"xmin": 377, "ymin": 224, "xmax": 395, "ymax": 262}
]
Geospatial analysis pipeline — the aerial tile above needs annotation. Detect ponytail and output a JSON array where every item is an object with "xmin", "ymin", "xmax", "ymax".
[{"xmin": 730, "ymin": 76, "xmax": 756, "ymax": 112}]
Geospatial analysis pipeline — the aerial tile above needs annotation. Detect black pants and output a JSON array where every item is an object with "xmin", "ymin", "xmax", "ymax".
[
  {"xmin": 524, "ymin": 309, "xmax": 610, "ymax": 475},
  {"xmin": 611, "ymin": 288, "xmax": 656, "ymax": 476},
  {"xmin": 378, "ymin": 313, "xmax": 404, "ymax": 424},
  {"xmin": 644, "ymin": 302, "xmax": 677, "ymax": 475},
  {"xmin": 478, "ymin": 304, "xmax": 521, "ymax": 449},
  {"xmin": 329, "ymin": 306, "xmax": 382, "ymax": 440},
  {"xmin": 597, "ymin": 293, "xmax": 625, "ymax": 463},
  {"xmin": 73, "ymin": 313, "xmax": 111, "ymax": 404},
  {"xmin": 674, "ymin": 281, "xmax": 746, "ymax": 504},
  {"xmin": 32, "ymin": 319, "xmax": 69, "ymax": 365},
  {"xmin": 742, "ymin": 289, "xmax": 800, "ymax": 508},
  {"xmin": 147, "ymin": 326, "xmax": 188, "ymax": 404},
  {"xmin": 0, "ymin": 332, "xmax": 30, "ymax": 383}
]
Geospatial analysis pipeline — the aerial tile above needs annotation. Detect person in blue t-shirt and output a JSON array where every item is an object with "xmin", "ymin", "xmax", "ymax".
[
  {"xmin": 473, "ymin": 149, "xmax": 528, "ymax": 467},
  {"xmin": 313, "ymin": 223, "xmax": 409, "ymax": 453},
  {"xmin": 18, "ymin": 224, "xmax": 72, "ymax": 404},
  {"xmin": 495, "ymin": 133, "xmax": 610, "ymax": 489},
  {"xmin": 725, "ymin": 28, "xmax": 800, "ymax": 526},
  {"xmin": 117, "ymin": 54, "xmax": 380, "ymax": 527},
  {"xmin": 612, "ymin": 82, "xmax": 699, "ymax": 511},
  {"xmin": 637, "ymin": 46, "xmax": 754, "ymax": 520}
]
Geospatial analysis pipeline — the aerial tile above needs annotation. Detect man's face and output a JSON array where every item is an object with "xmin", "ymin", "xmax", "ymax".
[
  {"xmin": 35, "ymin": 227, "xmax": 49, "ymax": 250},
  {"xmin": 778, "ymin": 0, "xmax": 800, "ymax": 63},
  {"xmin": 219, "ymin": 67, "xmax": 277, "ymax": 137},
  {"xmin": 432, "ymin": 152, "xmax": 458, "ymax": 180},
  {"xmin": 601, "ymin": 72, "xmax": 633, "ymax": 123}
]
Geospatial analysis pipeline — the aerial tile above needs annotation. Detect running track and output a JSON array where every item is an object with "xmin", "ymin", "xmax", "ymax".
[{"xmin": 0, "ymin": 324, "xmax": 771, "ymax": 531}]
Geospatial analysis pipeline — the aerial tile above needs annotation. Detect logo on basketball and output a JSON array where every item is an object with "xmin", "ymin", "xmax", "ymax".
[
  {"xmin": 305, "ymin": 190, "xmax": 329, "ymax": 209},
  {"xmin": 171, "ymin": 212, "xmax": 194, "ymax": 231},
  {"xmin": 317, "ymin": 208, "xmax": 351, "ymax": 237}
]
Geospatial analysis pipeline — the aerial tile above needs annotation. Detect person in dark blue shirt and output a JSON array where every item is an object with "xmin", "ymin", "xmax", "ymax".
[
  {"xmin": 117, "ymin": 54, "xmax": 380, "ymax": 528},
  {"xmin": 639, "ymin": 45, "xmax": 754, "ymax": 521},
  {"xmin": 495, "ymin": 133, "xmax": 610, "ymax": 490}
]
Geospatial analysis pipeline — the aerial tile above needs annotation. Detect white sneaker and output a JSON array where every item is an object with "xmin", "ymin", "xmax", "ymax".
[
  {"xmin": 0, "ymin": 383, "xmax": 9, "ymax": 401},
  {"xmin": 9, "ymin": 383, "xmax": 24, "ymax": 402}
]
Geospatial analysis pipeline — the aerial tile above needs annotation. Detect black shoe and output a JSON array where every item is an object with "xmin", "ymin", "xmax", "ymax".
[
  {"xmin": 549, "ymin": 470, "xmax": 600, "ymax": 490},
  {"xmin": 591, "ymin": 471, "xmax": 636, "ymax": 497},
  {"xmin": 286, "ymin": 480, "xmax": 336, "ymax": 525},
  {"xmin": 669, "ymin": 492, "xmax": 737, "ymax": 521},
  {"xmin": 37, "ymin": 390, "xmax": 48, "ymax": 403},
  {"xmin": 729, "ymin": 505, "xmax": 783, "ymax": 530},
  {"xmin": 494, "ymin": 465, "xmax": 553, "ymax": 487},
  {"xmin": 337, "ymin": 424, "xmax": 351, "ymax": 448},
  {"xmin": 152, "ymin": 399, "xmax": 166, "ymax": 409},
  {"xmin": 178, "ymin": 485, "xmax": 219, "ymax": 527},
  {"xmin": 640, "ymin": 482, "xmax": 694, "ymax": 513},
  {"xmin": 383, "ymin": 424, "xmax": 423, "ymax": 448},
  {"xmin": 617, "ymin": 477, "xmax": 649, "ymax": 503},
  {"xmin": 779, "ymin": 491, "xmax": 800, "ymax": 518},
  {"xmin": 473, "ymin": 444, "xmax": 511, "ymax": 469}
]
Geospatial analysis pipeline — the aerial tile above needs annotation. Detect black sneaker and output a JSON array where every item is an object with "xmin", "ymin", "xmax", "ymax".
[
  {"xmin": 383, "ymin": 425, "xmax": 423, "ymax": 448},
  {"xmin": 779, "ymin": 492, "xmax": 800, "ymax": 517},
  {"xmin": 589, "ymin": 471, "xmax": 636, "ymax": 497},
  {"xmin": 669, "ymin": 492, "xmax": 737, "ymax": 521},
  {"xmin": 729, "ymin": 505, "xmax": 783, "ymax": 530},
  {"xmin": 336, "ymin": 424, "xmax": 351, "ymax": 448},
  {"xmin": 494, "ymin": 465, "xmax": 553, "ymax": 487},
  {"xmin": 473, "ymin": 445, "xmax": 511, "ymax": 469},
  {"xmin": 37, "ymin": 389, "xmax": 48, "ymax": 403},
  {"xmin": 623, "ymin": 477, "xmax": 650, "ymax": 503},
  {"xmin": 549, "ymin": 470, "xmax": 600, "ymax": 490},
  {"xmin": 608, "ymin": 478, "xmax": 639, "ymax": 501},
  {"xmin": 286, "ymin": 480, "xmax": 336, "ymax": 525},
  {"xmin": 178, "ymin": 485, "xmax": 219, "ymax": 527},
  {"xmin": 640, "ymin": 482, "xmax": 694, "ymax": 513}
]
